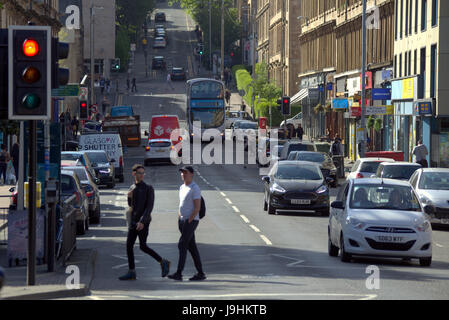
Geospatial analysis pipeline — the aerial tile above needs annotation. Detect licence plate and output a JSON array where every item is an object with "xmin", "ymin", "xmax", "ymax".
[
  {"xmin": 376, "ymin": 236, "xmax": 404, "ymax": 243},
  {"xmin": 441, "ymin": 219, "xmax": 449, "ymax": 224},
  {"xmin": 291, "ymin": 199, "xmax": 311, "ymax": 205}
]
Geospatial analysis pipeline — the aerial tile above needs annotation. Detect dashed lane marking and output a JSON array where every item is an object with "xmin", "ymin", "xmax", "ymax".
[
  {"xmin": 225, "ymin": 198, "xmax": 232, "ymax": 204},
  {"xmin": 260, "ymin": 235, "xmax": 272, "ymax": 246},
  {"xmin": 240, "ymin": 215, "xmax": 250, "ymax": 224},
  {"xmin": 220, "ymin": 192, "xmax": 226, "ymax": 197},
  {"xmin": 435, "ymin": 243, "xmax": 444, "ymax": 248},
  {"xmin": 232, "ymin": 206, "xmax": 240, "ymax": 213},
  {"xmin": 249, "ymin": 225, "xmax": 260, "ymax": 233}
]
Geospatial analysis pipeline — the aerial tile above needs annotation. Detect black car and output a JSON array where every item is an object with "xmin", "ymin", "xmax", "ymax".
[
  {"xmin": 84, "ymin": 150, "xmax": 116, "ymax": 188},
  {"xmin": 171, "ymin": 67, "xmax": 186, "ymax": 80},
  {"xmin": 152, "ymin": 56, "xmax": 166, "ymax": 69},
  {"xmin": 279, "ymin": 141, "xmax": 317, "ymax": 160},
  {"xmin": 155, "ymin": 12, "xmax": 166, "ymax": 22},
  {"xmin": 287, "ymin": 151, "xmax": 338, "ymax": 187},
  {"xmin": 262, "ymin": 161, "xmax": 331, "ymax": 216}
]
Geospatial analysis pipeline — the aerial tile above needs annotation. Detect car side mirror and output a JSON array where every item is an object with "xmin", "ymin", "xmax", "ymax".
[
  {"xmin": 331, "ymin": 201, "xmax": 345, "ymax": 210},
  {"xmin": 370, "ymin": 174, "xmax": 376, "ymax": 178},
  {"xmin": 262, "ymin": 176, "xmax": 270, "ymax": 183},
  {"xmin": 423, "ymin": 205, "xmax": 434, "ymax": 215}
]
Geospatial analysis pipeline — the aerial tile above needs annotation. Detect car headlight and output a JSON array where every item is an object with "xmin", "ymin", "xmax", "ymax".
[
  {"xmin": 415, "ymin": 219, "xmax": 431, "ymax": 232},
  {"xmin": 420, "ymin": 196, "xmax": 433, "ymax": 206},
  {"xmin": 99, "ymin": 168, "xmax": 111, "ymax": 174},
  {"xmin": 346, "ymin": 216, "xmax": 366, "ymax": 230},
  {"xmin": 316, "ymin": 185, "xmax": 328, "ymax": 194},
  {"xmin": 270, "ymin": 183, "xmax": 286, "ymax": 194}
]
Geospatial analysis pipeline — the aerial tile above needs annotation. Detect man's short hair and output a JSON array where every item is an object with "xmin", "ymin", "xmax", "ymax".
[{"xmin": 132, "ymin": 164, "xmax": 145, "ymax": 172}]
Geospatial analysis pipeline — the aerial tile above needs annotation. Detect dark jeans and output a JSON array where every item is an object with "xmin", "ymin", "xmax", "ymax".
[
  {"xmin": 13, "ymin": 162, "xmax": 18, "ymax": 181},
  {"xmin": 0, "ymin": 163, "xmax": 6, "ymax": 183},
  {"xmin": 176, "ymin": 219, "xmax": 203, "ymax": 275},
  {"xmin": 417, "ymin": 159, "xmax": 428, "ymax": 168},
  {"xmin": 126, "ymin": 222, "xmax": 162, "ymax": 270}
]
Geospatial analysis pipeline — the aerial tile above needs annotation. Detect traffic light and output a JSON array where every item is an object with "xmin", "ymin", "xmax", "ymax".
[
  {"xmin": 8, "ymin": 26, "xmax": 51, "ymax": 120},
  {"xmin": 230, "ymin": 51, "xmax": 234, "ymax": 57},
  {"xmin": 111, "ymin": 58, "xmax": 120, "ymax": 71},
  {"xmin": 0, "ymin": 29, "xmax": 8, "ymax": 120},
  {"xmin": 79, "ymin": 101, "xmax": 88, "ymax": 120},
  {"xmin": 276, "ymin": 98, "xmax": 282, "ymax": 111},
  {"xmin": 52, "ymin": 37, "xmax": 69, "ymax": 89},
  {"xmin": 281, "ymin": 96, "xmax": 291, "ymax": 115}
]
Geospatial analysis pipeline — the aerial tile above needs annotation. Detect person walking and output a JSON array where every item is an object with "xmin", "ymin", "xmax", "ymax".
[
  {"xmin": 225, "ymin": 89, "xmax": 231, "ymax": 105},
  {"xmin": 412, "ymin": 139, "xmax": 429, "ymax": 168},
  {"xmin": 11, "ymin": 142, "xmax": 19, "ymax": 182},
  {"xmin": 119, "ymin": 164, "xmax": 171, "ymax": 280},
  {"xmin": 0, "ymin": 145, "xmax": 10, "ymax": 185},
  {"xmin": 296, "ymin": 124, "xmax": 304, "ymax": 141},
  {"xmin": 168, "ymin": 166, "xmax": 206, "ymax": 281},
  {"xmin": 166, "ymin": 73, "xmax": 174, "ymax": 90},
  {"xmin": 71, "ymin": 116, "xmax": 79, "ymax": 137},
  {"xmin": 106, "ymin": 78, "xmax": 111, "ymax": 94},
  {"xmin": 126, "ymin": 78, "xmax": 130, "ymax": 92},
  {"xmin": 131, "ymin": 77, "xmax": 137, "ymax": 93},
  {"xmin": 100, "ymin": 77, "xmax": 105, "ymax": 94},
  {"xmin": 330, "ymin": 134, "xmax": 344, "ymax": 156}
]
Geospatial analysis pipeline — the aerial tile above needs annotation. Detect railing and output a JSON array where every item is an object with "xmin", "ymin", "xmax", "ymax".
[
  {"xmin": 0, "ymin": 207, "xmax": 8, "ymax": 246},
  {"xmin": 58, "ymin": 200, "xmax": 77, "ymax": 266}
]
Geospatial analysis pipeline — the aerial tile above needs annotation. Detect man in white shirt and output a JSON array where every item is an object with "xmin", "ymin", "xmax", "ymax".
[
  {"xmin": 412, "ymin": 140, "xmax": 429, "ymax": 168},
  {"xmin": 168, "ymin": 166, "xmax": 206, "ymax": 281}
]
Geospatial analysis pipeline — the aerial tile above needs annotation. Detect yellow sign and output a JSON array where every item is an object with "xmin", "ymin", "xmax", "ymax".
[
  {"xmin": 402, "ymin": 78, "xmax": 414, "ymax": 99},
  {"xmin": 142, "ymin": 39, "xmax": 148, "ymax": 45},
  {"xmin": 386, "ymin": 105, "xmax": 394, "ymax": 115}
]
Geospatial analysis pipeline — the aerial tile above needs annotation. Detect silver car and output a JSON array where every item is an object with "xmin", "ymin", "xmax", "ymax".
[{"xmin": 409, "ymin": 168, "xmax": 449, "ymax": 225}]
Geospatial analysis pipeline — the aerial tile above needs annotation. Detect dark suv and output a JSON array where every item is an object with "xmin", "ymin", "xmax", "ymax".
[
  {"xmin": 280, "ymin": 141, "xmax": 317, "ymax": 160},
  {"xmin": 155, "ymin": 12, "xmax": 166, "ymax": 22},
  {"xmin": 84, "ymin": 150, "xmax": 115, "ymax": 188},
  {"xmin": 152, "ymin": 56, "xmax": 166, "ymax": 69}
]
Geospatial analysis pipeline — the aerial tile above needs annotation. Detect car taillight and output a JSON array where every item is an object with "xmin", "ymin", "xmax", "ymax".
[
  {"xmin": 86, "ymin": 191, "xmax": 94, "ymax": 197},
  {"xmin": 120, "ymin": 156, "xmax": 123, "ymax": 167},
  {"xmin": 356, "ymin": 173, "xmax": 364, "ymax": 179},
  {"xmin": 12, "ymin": 192, "xmax": 17, "ymax": 205},
  {"xmin": 74, "ymin": 191, "xmax": 80, "ymax": 202},
  {"xmin": 146, "ymin": 146, "xmax": 150, "ymax": 151},
  {"xmin": 178, "ymin": 136, "xmax": 183, "ymax": 142}
]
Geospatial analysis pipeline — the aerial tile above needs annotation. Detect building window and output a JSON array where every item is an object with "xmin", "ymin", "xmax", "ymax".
[
  {"xmin": 421, "ymin": 0, "xmax": 427, "ymax": 31},
  {"xmin": 400, "ymin": 0, "xmax": 404, "ymax": 38},
  {"xmin": 399, "ymin": 53, "xmax": 402, "ymax": 78},
  {"xmin": 409, "ymin": 0, "xmax": 413, "ymax": 34},
  {"xmin": 408, "ymin": 51, "xmax": 412, "ymax": 76},
  {"xmin": 394, "ymin": 55, "xmax": 397, "ymax": 77},
  {"xmin": 395, "ymin": 0, "xmax": 399, "ymax": 40},
  {"xmin": 415, "ymin": 0, "xmax": 419, "ymax": 33},
  {"xmin": 406, "ymin": 0, "xmax": 409, "ymax": 37},
  {"xmin": 405, "ymin": 53, "xmax": 408, "ymax": 76},
  {"xmin": 432, "ymin": 0, "xmax": 438, "ymax": 27},
  {"xmin": 414, "ymin": 49, "xmax": 417, "ymax": 75},
  {"xmin": 430, "ymin": 44, "xmax": 437, "ymax": 98},
  {"xmin": 421, "ymin": 47, "xmax": 426, "ymax": 94}
]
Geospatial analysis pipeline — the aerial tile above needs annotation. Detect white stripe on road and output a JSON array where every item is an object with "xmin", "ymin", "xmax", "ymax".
[
  {"xmin": 240, "ymin": 215, "xmax": 250, "ymax": 223},
  {"xmin": 249, "ymin": 225, "xmax": 260, "ymax": 233},
  {"xmin": 220, "ymin": 192, "xmax": 226, "ymax": 197},
  {"xmin": 225, "ymin": 198, "xmax": 232, "ymax": 204},
  {"xmin": 232, "ymin": 206, "xmax": 240, "ymax": 213},
  {"xmin": 435, "ymin": 243, "xmax": 444, "ymax": 248},
  {"xmin": 260, "ymin": 235, "xmax": 272, "ymax": 246}
]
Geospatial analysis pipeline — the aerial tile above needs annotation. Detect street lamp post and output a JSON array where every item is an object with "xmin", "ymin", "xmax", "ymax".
[
  {"xmin": 221, "ymin": 0, "xmax": 225, "ymax": 81},
  {"xmin": 90, "ymin": 5, "xmax": 104, "ymax": 108},
  {"xmin": 360, "ymin": 0, "xmax": 368, "ymax": 158}
]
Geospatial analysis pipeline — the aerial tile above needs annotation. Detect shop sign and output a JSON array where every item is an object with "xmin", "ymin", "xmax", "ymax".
[
  {"xmin": 332, "ymin": 98, "xmax": 349, "ymax": 109},
  {"xmin": 372, "ymin": 88, "xmax": 391, "ymax": 100},
  {"xmin": 366, "ymin": 105, "xmax": 394, "ymax": 115},
  {"xmin": 402, "ymin": 78, "xmax": 414, "ymax": 99},
  {"xmin": 415, "ymin": 100, "xmax": 434, "ymax": 116}
]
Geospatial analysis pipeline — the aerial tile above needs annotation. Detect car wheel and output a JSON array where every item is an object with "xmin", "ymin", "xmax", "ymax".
[
  {"xmin": 90, "ymin": 205, "xmax": 101, "ymax": 224},
  {"xmin": 340, "ymin": 234, "xmax": 352, "ymax": 262},
  {"xmin": 85, "ymin": 216, "xmax": 89, "ymax": 231},
  {"xmin": 328, "ymin": 229, "xmax": 339, "ymax": 257},
  {"xmin": 263, "ymin": 194, "xmax": 268, "ymax": 211},
  {"xmin": 267, "ymin": 197, "xmax": 276, "ymax": 215},
  {"xmin": 76, "ymin": 220, "xmax": 86, "ymax": 235},
  {"xmin": 419, "ymin": 257, "xmax": 432, "ymax": 267}
]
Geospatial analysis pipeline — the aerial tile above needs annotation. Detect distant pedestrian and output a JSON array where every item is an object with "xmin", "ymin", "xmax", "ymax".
[
  {"xmin": 168, "ymin": 166, "xmax": 206, "ymax": 281},
  {"xmin": 100, "ymin": 77, "xmax": 105, "ymax": 94},
  {"xmin": 72, "ymin": 116, "xmax": 79, "ymax": 137},
  {"xmin": 119, "ymin": 164, "xmax": 171, "ymax": 281},
  {"xmin": 106, "ymin": 78, "xmax": 111, "ymax": 94},
  {"xmin": 0, "ymin": 144, "xmax": 10, "ymax": 185},
  {"xmin": 126, "ymin": 78, "xmax": 130, "ymax": 91},
  {"xmin": 330, "ymin": 134, "xmax": 343, "ymax": 156},
  {"xmin": 225, "ymin": 89, "xmax": 231, "ymax": 105},
  {"xmin": 296, "ymin": 124, "xmax": 304, "ymax": 141},
  {"xmin": 131, "ymin": 77, "xmax": 137, "ymax": 92},
  {"xmin": 11, "ymin": 142, "xmax": 19, "ymax": 181},
  {"xmin": 412, "ymin": 139, "xmax": 429, "ymax": 168},
  {"xmin": 166, "ymin": 73, "xmax": 174, "ymax": 90}
]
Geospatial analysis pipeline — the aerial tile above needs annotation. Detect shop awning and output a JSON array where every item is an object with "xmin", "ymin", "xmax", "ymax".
[{"xmin": 291, "ymin": 88, "xmax": 320, "ymax": 106}]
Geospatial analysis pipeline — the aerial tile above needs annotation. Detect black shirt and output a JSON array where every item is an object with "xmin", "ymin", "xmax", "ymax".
[{"xmin": 128, "ymin": 181, "xmax": 155, "ymax": 226}]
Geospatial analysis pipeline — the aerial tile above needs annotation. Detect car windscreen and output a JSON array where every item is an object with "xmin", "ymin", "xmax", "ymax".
[
  {"xmin": 150, "ymin": 141, "xmax": 171, "ymax": 148},
  {"xmin": 418, "ymin": 172, "xmax": 449, "ymax": 190},
  {"xmin": 61, "ymin": 153, "xmax": 82, "ymax": 161},
  {"xmin": 87, "ymin": 152, "xmax": 109, "ymax": 164},
  {"xmin": 274, "ymin": 165, "xmax": 322, "ymax": 180},
  {"xmin": 240, "ymin": 123, "xmax": 258, "ymax": 129},
  {"xmin": 350, "ymin": 184, "xmax": 421, "ymax": 211},
  {"xmin": 70, "ymin": 168, "xmax": 88, "ymax": 181},
  {"xmin": 360, "ymin": 161, "xmax": 383, "ymax": 173},
  {"xmin": 296, "ymin": 153, "xmax": 325, "ymax": 163},
  {"xmin": 382, "ymin": 165, "xmax": 420, "ymax": 180},
  {"xmin": 191, "ymin": 81, "xmax": 224, "ymax": 99}
]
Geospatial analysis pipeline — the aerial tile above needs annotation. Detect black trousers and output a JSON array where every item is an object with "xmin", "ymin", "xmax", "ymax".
[
  {"xmin": 0, "ymin": 163, "xmax": 6, "ymax": 183},
  {"xmin": 126, "ymin": 222, "xmax": 162, "ymax": 270},
  {"xmin": 176, "ymin": 219, "xmax": 203, "ymax": 274}
]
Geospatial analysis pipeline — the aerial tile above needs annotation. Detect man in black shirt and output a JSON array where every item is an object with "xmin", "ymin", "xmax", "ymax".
[{"xmin": 119, "ymin": 164, "xmax": 170, "ymax": 280}]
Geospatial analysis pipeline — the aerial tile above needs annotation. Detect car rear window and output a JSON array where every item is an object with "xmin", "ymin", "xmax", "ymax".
[
  {"xmin": 150, "ymin": 141, "xmax": 171, "ymax": 148},
  {"xmin": 288, "ymin": 144, "xmax": 315, "ymax": 153},
  {"xmin": 71, "ymin": 168, "xmax": 88, "ymax": 181},
  {"xmin": 382, "ymin": 165, "xmax": 421, "ymax": 180},
  {"xmin": 360, "ymin": 161, "xmax": 383, "ymax": 173},
  {"xmin": 61, "ymin": 154, "xmax": 82, "ymax": 162},
  {"xmin": 296, "ymin": 153, "xmax": 325, "ymax": 163}
]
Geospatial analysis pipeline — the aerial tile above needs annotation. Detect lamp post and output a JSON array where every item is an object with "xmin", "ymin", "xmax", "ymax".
[
  {"xmin": 360, "ymin": 0, "xmax": 368, "ymax": 158},
  {"xmin": 90, "ymin": 4, "xmax": 104, "ymax": 107},
  {"xmin": 221, "ymin": 0, "xmax": 225, "ymax": 81}
]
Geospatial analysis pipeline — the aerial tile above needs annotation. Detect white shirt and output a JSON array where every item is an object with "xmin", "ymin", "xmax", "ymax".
[
  {"xmin": 413, "ymin": 144, "xmax": 428, "ymax": 161},
  {"xmin": 179, "ymin": 182, "xmax": 201, "ymax": 221}
]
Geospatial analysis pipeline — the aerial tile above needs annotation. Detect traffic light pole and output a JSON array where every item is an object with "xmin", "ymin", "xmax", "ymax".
[{"xmin": 27, "ymin": 120, "xmax": 37, "ymax": 286}]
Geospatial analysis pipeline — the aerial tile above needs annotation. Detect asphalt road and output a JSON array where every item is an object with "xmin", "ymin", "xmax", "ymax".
[{"xmin": 70, "ymin": 2, "xmax": 449, "ymax": 300}]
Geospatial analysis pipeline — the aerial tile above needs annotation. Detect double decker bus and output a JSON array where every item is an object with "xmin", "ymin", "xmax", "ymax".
[{"xmin": 186, "ymin": 78, "xmax": 226, "ymax": 142}]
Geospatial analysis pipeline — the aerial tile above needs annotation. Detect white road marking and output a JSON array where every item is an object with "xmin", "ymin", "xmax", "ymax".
[
  {"xmin": 225, "ymin": 198, "xmax": 232, "ymax": 204},
  {"xmin": 232, "ymin": 206, "xmax": 240, "ymax": 213},
  {"xmin": 220, "ymin": 192, "xmax": 226, "ymax": 197},
  {"xmin": 435, "ymin": 243, "xmax": 444, "ymax": 248},
  {"xmin": 240, "ymin": 215, "xmax": 250, "ymax": 223},
  {"xmin": 260, "ymin": 235, "xmax": 272, "ymax": 245},
  {"xmin": 88, "ymin": 296, "xmax": 105, "ymax": 300},
  {"xmin": 249, "ymin": 225, "xmax": 260, "ymax": 233},
  {"xmin": 271, "ymin": 254, "xmax": 305, "ymax": 267}
]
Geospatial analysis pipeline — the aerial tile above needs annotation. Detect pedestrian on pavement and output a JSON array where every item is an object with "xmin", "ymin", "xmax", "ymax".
[
  {"xmin": 168, "ymin": 166, "xmax": 206, "ymax": 281},
  {"xmin": 11, "ymin": 142, "xmax": 19, "ymax": 182},
  {"xmin": 119, "ymin": 164, "xmax": 171, "ymax": 281},
  {"xmin": 100, "ymin": 77, "xmax": 105, "ymax": 94},
  {"xmin": 106, "ymin": 78, "xmax": 111, "ymax": 94},
  {"xmin": 225, "ymin": 89, "xmax": 231, "ymax": 105},
  {"xmin": 296, "ymin": 124, "xmax": 304, "ymax": 141},
  {"xmin": 412, "ymin": 139, "xmax": 429, "ymax": 168},
  {"xmin": 131, "ymin": 77, "xmax": 137, "ymax": 92},
  {"xmin": 0, "ymin": 144, "xmax": 10, "ymax": 185},
  {"xmin": 71, "ymin": 116, "xmax": 79, "ymax": 137},
  {"xmin": 126, "ymin": 78, "xmax": 130, "ymax": 91},
  {"xmin": 330, "ymin": 134, "xmax": 344, "ymax": 156},
  {"xmin": 166, "ymin": 73, "xmax": 174, "ymax": 90}
]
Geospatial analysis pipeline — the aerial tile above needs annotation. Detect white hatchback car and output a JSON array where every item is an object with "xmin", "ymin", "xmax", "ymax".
[
  {"xmin": 328, "ymin": 178, "xmax": 433, "ymax": 266},
  {"xmin": 347, "ymin": 157, "xmax": 395, "ymax": 180},
  {"xmin": 153, "ymin": 37, "xmax": 166, "ymax": 48},
  {"xmin": 144, "ymin": 139, "xmax": 174, "ymax": 165}
]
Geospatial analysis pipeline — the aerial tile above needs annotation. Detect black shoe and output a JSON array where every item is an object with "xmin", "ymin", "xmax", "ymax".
[
  {"xmin": 189, "ymin": 273, "xmax": 206, "ymax": 281},
  {"xmin": 167, "ymin": 272, "xmax": 182, "ymax": 281},
  {"xmin": 118, "ymin": 270, "xmax": 136, "ymax": 281},
  {"xmin": 161, "ymin": 259, "xmax": 170, "ymax": 278}
]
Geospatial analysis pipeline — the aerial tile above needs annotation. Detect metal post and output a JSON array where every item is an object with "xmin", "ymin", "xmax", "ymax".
[
  {"xmin": 90, "ymin": 5, "xmax": 95, "ymax": 107},
  {"xmin": 18, "ymin": 122, "xmax": 24, "ymax": 211},
  {"xmin": 360, "ymin": 0, "xmax": 367, "ymax": 158},
  {"xmin": 209, "ymin": 0, "xmax": 212, "ymax": 74},
  {"xmin": 27, "ymin": 120, "xmax": 37, "ymax": 286},
  {"xmin": 221, "ymin": 0, "xmax": 225, "ymax": 81}
]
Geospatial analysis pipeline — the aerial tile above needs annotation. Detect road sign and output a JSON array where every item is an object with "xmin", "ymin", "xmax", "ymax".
[
  {"xmin": 79, "ymin": 87, "xmax": 88, "ymax": 100},
  {"xmin": 130, "ymin": 43, "xmax": 136, "ymax": 51},
  {"xmin": 90, "ymin": 104, "xmax": 98, "ymax": 114},
  {"xmin": 51, "ymin": 84, "xmax": 80, "ymax": 97}
]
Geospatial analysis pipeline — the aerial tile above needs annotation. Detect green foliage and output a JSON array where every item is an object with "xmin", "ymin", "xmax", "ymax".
[
  {"xmin": 232, "ymin": 65, "xmax": 246, "ymax": 78},
  {"xmin": 367, "ymin": 116, "xmax": 375, "ymax": 129},
  {"xmin": 374, "ymin": 118, "xmax": 383, "ymax": 132},
  {"xmin": 115, "ymin": 27, "xmax": 130, "ymax": 72}
]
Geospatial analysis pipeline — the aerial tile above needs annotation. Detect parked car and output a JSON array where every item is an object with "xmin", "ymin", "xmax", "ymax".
[
  {"xmin": 83, "ymin": 121, "xmax": 102, "ymax": 133},
  {"xmin": 152, "ymin": 56, "xmax": 166, "ymax": 69},
  {"xmin": 155, "ymin": 12, "xmax": 166, "ymax": 22},
  {"xmin": 84, "ymin": 150, "xmax": 116, "ymax": 189},
  {"xmin": 262, "ymin": 161, "xmax": 331, "ymax": 216},
  {"xmin": 225, "ymin": 111, "xmax": 254, "ymax": 129},
  {"xmin": 61, "ymin": 170, "xmax": 90, "ymax": 235},
  {"xmin": 288, "ymin": 151, "xmax": 338, "ymax": 188},
  {"xmin": 153, "ymin": 36, "xmax": 167, "ymax": 48},
  {"xmin": 144, "ymin": 139, "xmax": 176, "ymax": 165},
  {"xmin": 61, "ymin": 151, "xmax": 97, "ymax": 181},
  {"xmin": 374, "ymin": 162, "xmax": 422, "ymax": 181},
  {"xmin": 328, "ymin": 178, "xmax": 433, "ymax": 266},
  {"xmin": 170, "ymin": 67, "xmax": 187, "ymax": 80},
  {"xmin": 64, "ymin": 166, "xmax": 101, "ymax": 224},
  {"xmin": 279, "ymin": 140, "xmax": 317, "ymax": 160},
  {"xmin": 280, "ymin": 112, "xmax": 302, "ymax": 128},
  {"xmin": 347, "ymin": 157, "xmax": 395, "ymax": 180},
  {"xmin": 409, "ymin": 168, "xmax": 449, "ymax": 225},
  {"xmin": 257, "ymin": 138, "xmax": 288, "ymax": 167}
]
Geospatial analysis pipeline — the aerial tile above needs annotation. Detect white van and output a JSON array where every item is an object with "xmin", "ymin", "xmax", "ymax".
[{"xmin": 78, "ymin": 133, "xmax": 125, "ymax": 183}]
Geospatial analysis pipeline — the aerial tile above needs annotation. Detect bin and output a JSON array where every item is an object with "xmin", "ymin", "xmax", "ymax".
[{"xmin": 365, "ymin": 151, "xmax": 404, "ymax": 161}]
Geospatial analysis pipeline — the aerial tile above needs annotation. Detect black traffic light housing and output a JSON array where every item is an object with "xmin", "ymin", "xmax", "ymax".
[
  {"xmin": 8, "ymin": 25, "xmax": 52, "ymax": 120},
  {"xmin": 52, "ymin": 37, "xmax": 69, "ymax": 89},
  {"xmin": 79, "ymin": 100, "xmax": 88, "ymax": 120},
  {"xmin": 276, "ymin": 98, "xmax": 282, "ymax": 111},
  {"xmin": 281, "ymin": 96, "xmax": 291, "ymax": 116},
  {"xmin": 0, "ymin": 29, "xmax": 8, "ymax": 120}
]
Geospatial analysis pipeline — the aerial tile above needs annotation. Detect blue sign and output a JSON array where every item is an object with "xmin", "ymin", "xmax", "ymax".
[
  {"xmin": 191, "ymin": 100, "xmax": 224, "ymax": 108},
  {"xmin": 372, "ymin": 88, "xmax": 392, "ymax": 100},
  {"xmin": 417, "ymin": 102, "xmax": 433, "ymax": 115},
  {"xmin": 332, "ymin": 99, "xmax": 349, "ymax": 109},
  {"xmin": 326, "ymin": 83, "xmax": 333, "ymax": 91}
]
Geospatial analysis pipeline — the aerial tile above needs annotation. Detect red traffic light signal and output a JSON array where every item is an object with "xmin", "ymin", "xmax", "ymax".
[
  {"xmin": 230, "ymin": 52, "xmax": 234, "ymax": 57},
  {"xmin": 79, "ymin": 101, "xmax": 88, "ymax": 119},
  {"xmin": 23, "ymin": 39, "xmax": 40, "ymax": 57}
]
